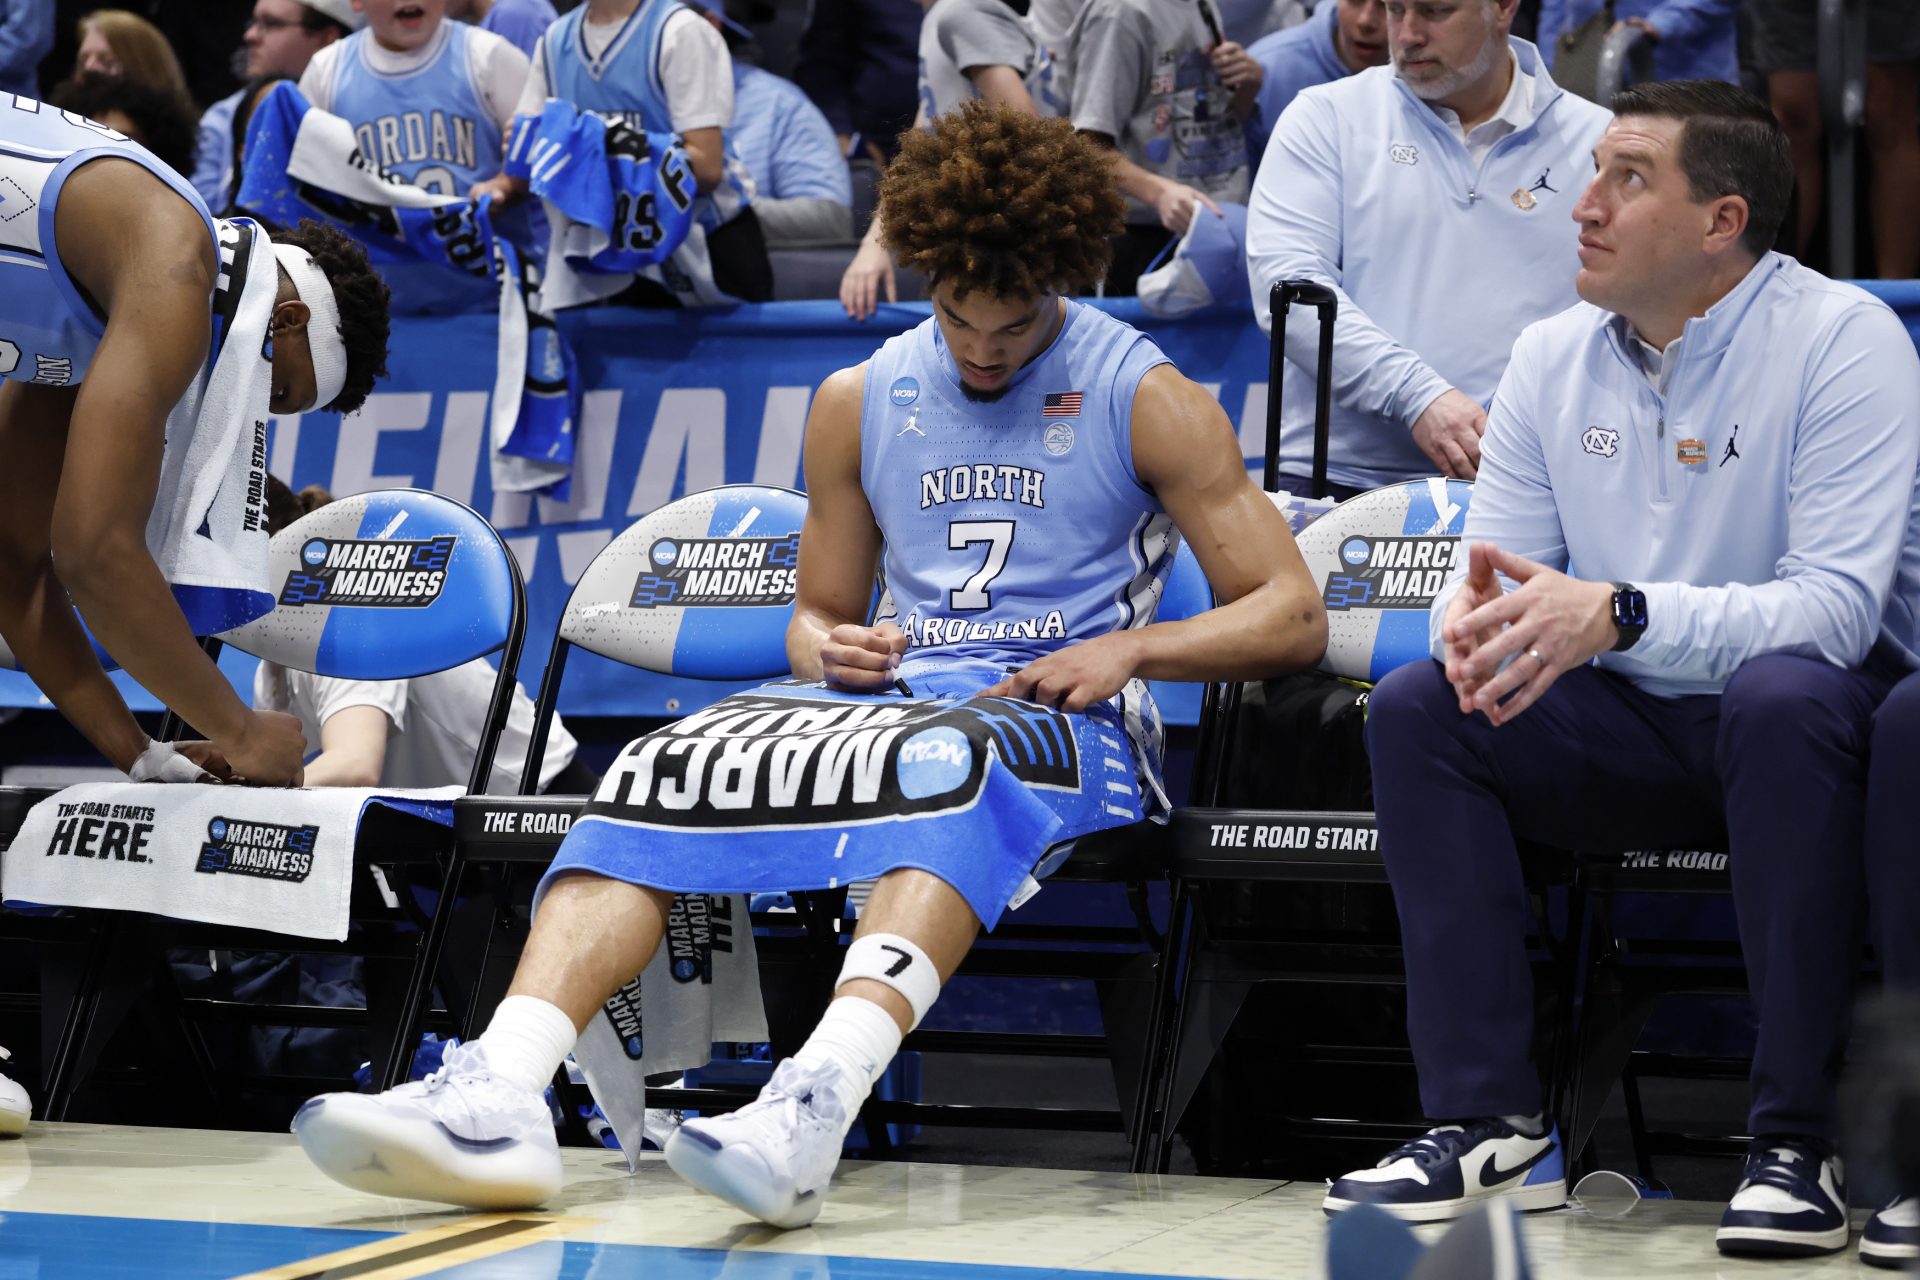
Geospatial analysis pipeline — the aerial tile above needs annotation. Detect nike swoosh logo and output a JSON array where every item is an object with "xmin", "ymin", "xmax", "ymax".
[{"xmin": 1477, "ymin": 1144, "xmax": 1551, "ymax": 1189}]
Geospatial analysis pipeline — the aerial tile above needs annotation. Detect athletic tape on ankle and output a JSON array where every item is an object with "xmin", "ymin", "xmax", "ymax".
[{"xmin": 837, "ymin": 934, "xmax": 940, "ymax": 1030}]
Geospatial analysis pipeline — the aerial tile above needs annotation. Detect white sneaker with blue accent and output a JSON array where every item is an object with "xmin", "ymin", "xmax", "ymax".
[
  {"xmin": 1714, "ymin": 1139, "xmax": 1849, "ymax": 1257},
  {"xmin": 1862, "ymin": 1195, "xmax": 1919, "ymax": 1270},
  {"xmin": 0, "ymin": 1048, "xmax": 29, "ymax": 1136},
  {"xmin": 664, "ymin": 1059, "xmax": 850, "ymax": 1228},
  {"xmin": 292, "ymin": 1040, "xmax": 561, "ymax": 1209},
  {"xmin": 1323, "ymin": 1118, "xmax": 1566, "ymax": 1223}
]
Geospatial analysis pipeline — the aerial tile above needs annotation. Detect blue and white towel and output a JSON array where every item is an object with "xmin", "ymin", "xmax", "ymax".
[
  {"xmin": 236, "ymin": 83, "xmax": 577, "ymax": 497},
  {"xmin": 503, "ymin": 101, "xmax": 711, "ymax": 311}
]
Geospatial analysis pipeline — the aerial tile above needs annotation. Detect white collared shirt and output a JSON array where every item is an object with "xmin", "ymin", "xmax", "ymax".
[
  {"xmin": 1428, "ymin": 51, "xmax": 1535, "ymax": 167},
  {"xmin": 1627, "ymin": 324, "xmax": 1683, "ymax": 395}
]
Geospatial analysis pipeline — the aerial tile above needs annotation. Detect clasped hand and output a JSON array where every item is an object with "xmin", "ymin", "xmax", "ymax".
[{"xmin": 1442, "ymin": 542, "xmax": 1617, "ymax": 726}]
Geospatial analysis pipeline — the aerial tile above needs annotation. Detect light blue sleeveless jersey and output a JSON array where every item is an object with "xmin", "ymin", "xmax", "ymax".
[
  {"xmin": 324, "ymin": 25, "xmax": 503, "ymax": 196},
  {"xmin": 535, "ymin": 1, "xmax": 753, "ymax": 230},
  {"xmin": 863, "ymin": 301, "xmax": 1177, "ymax": 673},
  {"xmin": 0, "ymin": 95, "xmax": 215, "ymax": 388}
]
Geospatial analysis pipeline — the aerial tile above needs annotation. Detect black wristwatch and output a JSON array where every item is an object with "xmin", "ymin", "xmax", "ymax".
[{"xmin": 1611, "ymin": 582, "xmax": 1648, "ymax": 651}]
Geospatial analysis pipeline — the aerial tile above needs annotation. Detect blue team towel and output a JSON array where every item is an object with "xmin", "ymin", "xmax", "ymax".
[
  {"xmin": 503, "ymin": 100, "xmax": 704, "ymax": 309},
  {"xmin": 545, "ymin": 670, "xmax": 1150, "ymax": 930},
  {"xmin": 236, "ymin": 83, "xmax": 577, "ymax": 497}
]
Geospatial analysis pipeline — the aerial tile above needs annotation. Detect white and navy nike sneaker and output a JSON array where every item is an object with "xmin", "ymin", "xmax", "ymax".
[
  {"xmin": 292, "ymin": 1041, "xmax": 561, "ymax": 1209},
  {"xmin": 1861, "ymin": 1196, "xmax": 1918, "ymax": 1270},
  {"xmin": 0, "ymin": 1048, "xmax": 29, "ymax": 1137},
  {"xmin": 1323, "ymin": 1118, "xmax": 1566, "ymax": 1223},
  {"xmin": 664, "ymin": 1059, "xmax": 850, "ymax": 1228},
  {"xmin": 1714, "ymin": 1139, "xmax": 1850, "ymax": 1257}
]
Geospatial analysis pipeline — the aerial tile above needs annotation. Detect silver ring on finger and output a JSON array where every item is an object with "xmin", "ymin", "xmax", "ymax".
[{"xmin": 1527, "ymin": 647, "xmax": 1546, "ymax": 669}]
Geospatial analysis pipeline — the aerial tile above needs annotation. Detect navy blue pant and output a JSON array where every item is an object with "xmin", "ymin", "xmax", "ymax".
[
  {"xmin": 1367, "ymin": 653, "xmax": 1901, "ymax": 1139},
  {"xmin": 1867, "ymin": 671, "xmax": 1920, "ymax": 992}
]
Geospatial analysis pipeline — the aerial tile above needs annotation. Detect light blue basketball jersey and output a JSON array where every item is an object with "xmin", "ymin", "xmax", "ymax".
[
  {"xmin": 325, "ymin": 25, "xmax": 504, "ymax": 196},
  {"xmin": 535, "ymin": 1, "xmax": 753, "ymax": 230},
  {"xmin": 862, "ymin": 301, "xmax": 1177, "ymax": 673},
  {"xmin": 0, "ymin": 95, "xmax": 215, "ymax": 388}
]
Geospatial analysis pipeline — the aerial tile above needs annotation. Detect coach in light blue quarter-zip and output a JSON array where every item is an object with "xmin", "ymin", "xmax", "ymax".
[
  {"xmin": 1246, "ymin": 0, "xmax": 1609, "ymax": 497},
  {"xmin": 1351, "ymin": 81, "xmax": 1920, "ymax": 1263}
]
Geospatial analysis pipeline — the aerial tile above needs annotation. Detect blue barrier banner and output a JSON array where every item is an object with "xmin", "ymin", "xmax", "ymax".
[{"xmin": 5, "ymin": 285, "xmax": 1917, "ymax": 725}]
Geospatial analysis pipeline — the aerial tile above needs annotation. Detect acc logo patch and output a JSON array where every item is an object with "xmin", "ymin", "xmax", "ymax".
[
  {"xmin": 1581, "ymin": 425, "xmax": 1619, "ymax": 458},
  {"xmin": 280, "ymin": 536, "xmax": 455, "ymax": 608},
  {"xmin": 1390, "ymin": 143, "xmax": 1418, "ymax": 165},
  {"xmin": 889, "ymin": 376, "xmax": 920, "ymax": 407},
  {"xmin": 1043, "ymin": 422, "xmax": 1075, "ymax": 457},
  {"xmin": 630, "ymin": 533, "xmax": 800, "ymax": 608}
]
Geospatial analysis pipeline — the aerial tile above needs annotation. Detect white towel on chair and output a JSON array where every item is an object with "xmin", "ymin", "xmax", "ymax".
[
  {"xmin": 1, "ymin": 783, "xmax": 459, "ymax": 941},
  {"xmin": 568, "ymin": 892, "xmax": 767, "ymax": 1171},
  {"xmin": 143, "ymin": 218, "xmax": 277, "ymax": 629}
]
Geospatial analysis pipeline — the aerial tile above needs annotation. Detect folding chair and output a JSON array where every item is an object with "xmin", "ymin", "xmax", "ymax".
[
  {"xmin": 17, "ymin": 487, "xmax": 525, "ymax": 1115},
  {"xmin": 1128, "ymin": 282, "xmax": 1579, "ymax": 1175}
]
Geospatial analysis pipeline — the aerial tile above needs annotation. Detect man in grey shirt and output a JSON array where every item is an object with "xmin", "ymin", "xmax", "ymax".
[{"xmin": 1070, "ymin": 0, "xmax": 1262, "ymax": 293}]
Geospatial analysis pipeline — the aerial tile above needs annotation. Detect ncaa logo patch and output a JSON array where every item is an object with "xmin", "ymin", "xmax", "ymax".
[
  {"xmin": 889, "ymin": 377, "xmax": 920, "ymax": 407},
  {"xmin": 1043, "ymin": 422, "xmax": 1075, "ymax": 456},
  {"xmin": 1582, "ymin": 425, "xmax": 1620, "ymax": 458},
  {"xmin": 896, "ymin": 726, "xmax": 974, "ymax": 800}
]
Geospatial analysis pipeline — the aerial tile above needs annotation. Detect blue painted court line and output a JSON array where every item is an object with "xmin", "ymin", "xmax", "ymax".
[
  {"xmin": 433, "ymin": 1241, "xmax": 1203, "ymax": 1280},
  {"xmin": 0, "ymin": 1212, "xmax": 1211, "ymax": 1280},
  {"xmin": 0, "ymin": 1211, "xmax": 395, "ymax": 1279}
]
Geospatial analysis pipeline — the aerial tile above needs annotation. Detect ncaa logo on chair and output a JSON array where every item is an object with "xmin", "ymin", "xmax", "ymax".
[
  {"xmin": 651, "ymin": 539, "xmax": 679, "ymax": 567},
  {"xmin": 301, "ymin": 540, "xmax": 328, "ymax": 567}
]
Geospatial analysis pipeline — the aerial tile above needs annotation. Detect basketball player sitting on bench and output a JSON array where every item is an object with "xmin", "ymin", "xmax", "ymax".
[{"xmin": 293, "ymin": 102, "xmax": 1328, "ymax": 1226}]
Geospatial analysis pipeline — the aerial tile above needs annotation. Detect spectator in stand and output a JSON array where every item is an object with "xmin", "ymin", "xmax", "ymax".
[
  {"xmin": 50, "ymin": 72, "xmax": 199, "ymax": 178},
  {"xmin": 794, "ymin": 0, "xmax": 920, "ymax": 165},
  {"xmin": 195, "ymin": 0, "xmax": 360, "ymax": 213},
  {"xmin": 299, "ymin": 0, "xmax": 527, "ymax": 200},
  {"xmin": 698, "ymin": 4, "xmax": 852, "ymax": 250},
  {"xmin": 479, "ymin": 0, "xmax": 773, "ymax": 306},
  {"xmin": 840, "ymin": 0, "xmax": 1053, "ymax": 319},
  {"xmin": 1750, "ymin": 0, "xmax": 1920, "ymax": 279},
  {"xmin": 72, "ymin": 9, "xmax": 192, "ymax": 105},
  {"xmin": 1246, "ymin": 0, "xmax": 1387, "ymax": 167},
  {"xmin": 1069, "ymin": 0, "xmax": 1263, "ymax": 294},
  {"xmin": 0, "ymin": 0, "xmax": 54, "ymax": 97},
  {"xmin": 1537, "ymin": 0, "xmax": 1739, "ymax": 86},
  {"xmin": 1245, "ymin": 0, "xmax": 1609, "ymax": 497},
  {"xmin": 445, "ymin": 0, "xmax": 558, "ymax": 58}
]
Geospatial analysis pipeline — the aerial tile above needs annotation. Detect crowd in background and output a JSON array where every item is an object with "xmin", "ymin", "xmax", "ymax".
[{"xmin": 0, "ymin": 0, "xmax": 1909, "ymax": 323}]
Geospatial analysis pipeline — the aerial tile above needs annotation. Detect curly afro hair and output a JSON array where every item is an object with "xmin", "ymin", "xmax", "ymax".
[
  {"xmin": 273, "ymin": 219, "xmax": 391, "ymax": 416},
  {"xmin": 878, "ymin": 102, "xmax": 1125, "ymax": 301}
]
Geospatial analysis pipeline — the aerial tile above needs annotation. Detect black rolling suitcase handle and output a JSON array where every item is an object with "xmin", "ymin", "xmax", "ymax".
[{"xmin": 1265, "ymin": 279, "xmax": 1338, "ymax": 499}]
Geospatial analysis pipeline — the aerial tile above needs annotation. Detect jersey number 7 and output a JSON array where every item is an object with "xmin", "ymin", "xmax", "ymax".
[{"xmin": 948, "ymin": 520, "xmax": 1013, "ymax": 612}]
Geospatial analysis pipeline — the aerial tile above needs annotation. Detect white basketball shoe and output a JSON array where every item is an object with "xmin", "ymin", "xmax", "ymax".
[
  {"xmin": 293, "ymin": 1040, "xmax": 561, "ymax": 1208},
  {"xmin": 0, "ymin": 1048, "xmax": 29, "ymax": 1136},
  {"xmin": 664, "ymin": 1059, "xmax": 851, "ymax": 1228}
]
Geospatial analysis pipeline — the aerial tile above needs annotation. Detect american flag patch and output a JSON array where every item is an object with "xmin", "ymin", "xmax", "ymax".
[{"xmin": 1042, "ymin": 392, "xmax": 1083, "ymax": 418}]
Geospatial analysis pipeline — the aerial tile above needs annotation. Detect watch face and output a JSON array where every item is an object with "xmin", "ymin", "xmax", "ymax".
[{"xmin": 1617, "ymin": 590, "xmax": 1648, "ymax": 629}]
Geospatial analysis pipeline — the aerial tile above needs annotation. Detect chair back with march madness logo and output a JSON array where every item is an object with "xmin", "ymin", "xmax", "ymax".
[
  {"xmin": 515, "ymin": 484, "xmax": 806, "ymax": 794},
  {"xmin": 217, "ymin": 487, "xmax": 527, "ymax": 793},
  {"xmin": 1291, "ymin": 477, "xmax": 1473, "ymax": 684}
]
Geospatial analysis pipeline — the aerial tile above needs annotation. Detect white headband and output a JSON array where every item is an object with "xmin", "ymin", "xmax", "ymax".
[{"xmin": 273, "ymin": 243, "xmax": 349, "ymax": 412}]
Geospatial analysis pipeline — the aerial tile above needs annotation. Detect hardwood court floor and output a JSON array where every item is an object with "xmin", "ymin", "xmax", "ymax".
[{"xmin": 0, "ymin": 1123, "xmax": 1884, "ymax": 1278}]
